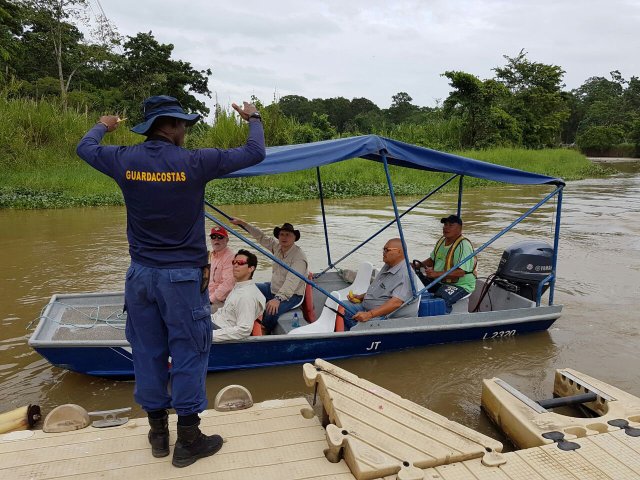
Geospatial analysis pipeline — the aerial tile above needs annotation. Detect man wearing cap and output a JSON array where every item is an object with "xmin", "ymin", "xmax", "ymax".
[
  {"xmin": 230, "ymin": 218, "xmax": 308, "ymax": 334},
  {"xmin": 76, "ymin": 96, "xmax": 265, "ymax": 468},
  {"xmin": 416, "ymin": 214, "xmax": 476, "ymax": 313},
  {"xmin": 212, "ymin": 249, "xmax": 266, "ymax": 342},
  {"xmin": 208, "ymin": 226, "xmax": 235, "ymax": 312}
]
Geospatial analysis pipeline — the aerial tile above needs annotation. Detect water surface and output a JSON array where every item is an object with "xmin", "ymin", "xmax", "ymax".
[{"xmin": 1, "ymin": 162, "xmax": 639, "ymax": 444}]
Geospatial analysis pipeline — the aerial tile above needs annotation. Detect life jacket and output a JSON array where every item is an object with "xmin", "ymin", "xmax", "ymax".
[{"xmin": 433, "ymin": 235, "xmax": 478, "ymax": 283}]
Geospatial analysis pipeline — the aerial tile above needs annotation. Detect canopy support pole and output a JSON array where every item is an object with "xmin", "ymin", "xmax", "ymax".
[
  {"xmin": 389, "ymin": 185, "xmax": 564, "ymax": 316},
  {"xmin": 457, "ymin": 175, "xmax": 464, "ymax": 217},
  {"xmin": 204, "ymin": 210, "xmax": 357, "ymax": 316},
  {"xmin": 381, "ymin": 152, "xmax": 418, "ymax": 297},
  {"xmin": 314, "ymin": 174, "xmax": 459, "ymax": 278},
  {"xmin": 204, "ymin": 200, "xmax": 248, "ymax": 233},
  {"xmin": 549, "ymin": 187, "xmax": 563, "ymax": 305},
  {"xmin": 316, "ymin": 167, "xmax": 333, "ymax": 269}
]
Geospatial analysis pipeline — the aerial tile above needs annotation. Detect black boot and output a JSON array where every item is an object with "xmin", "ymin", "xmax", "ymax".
[
  {"xmin": 147, "ymin": 411, "xmax": 170, "ymax": 458},
  {"xmin": 172, "ymin": 422, "xmax": 223, "ymax": 468}
]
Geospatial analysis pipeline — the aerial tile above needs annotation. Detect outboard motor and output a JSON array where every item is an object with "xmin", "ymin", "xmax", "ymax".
[{"xmin": 494, "ymin": 241, "xmax": 554, "ymax": 302}]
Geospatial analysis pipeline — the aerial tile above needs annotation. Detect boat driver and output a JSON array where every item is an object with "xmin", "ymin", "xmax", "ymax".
[
  {"xmin": 231, "ymin": 219, "xmax": 308, "ymax": 334},
  {"xmin": 344, "ymin": 238, "xmax": 419, "ymax": 330},
  {"xmin": 414, "ymin": 214, "xmax": 477, "ymax": 313}
]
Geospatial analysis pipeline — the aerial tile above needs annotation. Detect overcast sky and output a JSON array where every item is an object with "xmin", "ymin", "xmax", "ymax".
[{"xmin": 95, "ymin": 0, "xmax": 640, "ymax": 111}]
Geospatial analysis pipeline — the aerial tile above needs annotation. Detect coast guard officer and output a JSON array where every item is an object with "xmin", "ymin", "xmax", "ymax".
[{"xmin": 76, "ymin": 96, "xmax": 265, "ymax": 467}]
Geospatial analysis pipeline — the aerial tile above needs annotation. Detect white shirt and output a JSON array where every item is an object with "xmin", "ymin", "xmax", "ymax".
[{"xmin": 212, "ymin": 280, "xmax": 266, "ymax": 342}]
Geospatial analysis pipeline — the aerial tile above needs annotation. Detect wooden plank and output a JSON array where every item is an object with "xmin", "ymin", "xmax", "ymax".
[
  {"xmin": 0, "ymin": 425, "xmax": 325, "ymax": 470},
  {"xmin": 589, "ymin": 432, "xmax": 640, "ymax": 475},
  {"xmin": 5, "ymin": 439, "xmax": 334, "ymax": 479},
  {"xmin": 463, "ymin": 459, "xmax": 512, "ymax": 479},
  {"xmin": 493, "ymin": 452, "xmax": 547, "ymax": 480},
  {"xmin": 330, "ymin": 392, "xmax": 487, "ymax": 464},
  {"xmin": 513, "ymin": 447, "xmax": 581, "ymax": 480},
  {"xmin": 423, "ymin": 462, "xmax": 483, "ymax": 479},
  {"xmin": 537, "ymin": 439, "xmax": 613, "ymax": 480},
  {"xmin": 611, "ymin": 429, "xmax": 640, "ymax": 454},
  {"xmin": 310, "ymin": 360, "xmax": 500, "ymax": 451},
  {"xmin": 328, "ymin": 385, "xmax": 493, "ymax": 454},
  {"xmin": 0, "ymin": 398, "xmax": 310, "ymax": 453},
  {"xmin": 569, "ymin": 435, "xmax": 638, "ymax": 479},
  {"xmin": 0, "ymin": 406, "xmax": 312, "ymax": 449}
]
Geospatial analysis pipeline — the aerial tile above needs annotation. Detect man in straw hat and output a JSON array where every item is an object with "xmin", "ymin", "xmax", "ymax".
[
  {"xmin": 76, "ymin": 95, "xmax": 265, "ymax": 467},
  {"xmin": 231, "ymin": 218, "xmax": 308, "ymax": 333}
]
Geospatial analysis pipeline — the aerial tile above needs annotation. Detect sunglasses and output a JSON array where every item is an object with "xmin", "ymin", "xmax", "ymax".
[
  {"xmin": 382, "ymin": 247, "xmax": 401, "ymax": 253},
  {"xmin": 210, "ymin": 235, "xmax": 226, "ymax": 240},
  {"xmin": 232, "ymin": 259, "xmax": 249, "ymax": 266}
]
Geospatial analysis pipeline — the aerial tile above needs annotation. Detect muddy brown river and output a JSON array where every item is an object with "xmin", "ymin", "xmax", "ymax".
[{"xmin": 1, "ymin": 161, "xmax": 639, "ymax": 445}]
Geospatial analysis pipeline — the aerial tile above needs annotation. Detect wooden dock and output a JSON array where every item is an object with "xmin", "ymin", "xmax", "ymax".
[
  {"xmin": 0, "ymin": 397, "xmax": 354, "ymax": 480},
  {"xmin": 2, "ymin": 359, "xmax": 639, "ymax": 479}
]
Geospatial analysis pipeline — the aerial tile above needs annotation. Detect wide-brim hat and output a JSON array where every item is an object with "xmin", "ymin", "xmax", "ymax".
[
  {"xmin": 273, "ymin": 223, "xmax": 300, "ymax": 241},
  {"xmin": 131, "ymin": 95, "xmax": 201, "ymax": 135}
]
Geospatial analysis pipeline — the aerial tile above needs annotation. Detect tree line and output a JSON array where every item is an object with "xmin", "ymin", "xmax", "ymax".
[{"xmin": 1, "ymin": 0, "xmax": 638, "ymax": 156}]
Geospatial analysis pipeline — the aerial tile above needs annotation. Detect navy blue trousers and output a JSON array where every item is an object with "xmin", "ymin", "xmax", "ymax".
[
  {"xmin": 256, "ymin": 282, "xmax": 302, "ymax": 333},
  {"xmin": 124, "ymin": 262, "xmax": 212, "ymax": 416},
  {"xmin": 429, "ymin": 283, "xmax": 468, "ymax": 313}
]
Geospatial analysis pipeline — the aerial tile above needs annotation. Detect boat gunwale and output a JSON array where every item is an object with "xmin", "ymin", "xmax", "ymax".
[{"xmin": 28, "ymin": 291, "xmax": 562, "ymax": 347}]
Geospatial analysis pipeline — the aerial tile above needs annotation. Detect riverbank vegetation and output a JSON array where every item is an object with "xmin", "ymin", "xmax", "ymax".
[
  {"xmin": 0, "ymin": 0, "xmax": 628, "ymax": 208},
  {"xmin": 0, "ymin": 94, "xmax": 608, "ymax": 209}
]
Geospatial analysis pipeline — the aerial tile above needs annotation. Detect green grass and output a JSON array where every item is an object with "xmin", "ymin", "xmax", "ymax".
[{"xmin": 0, "ymin": 95, "xmax": 613, "ymax": 209}]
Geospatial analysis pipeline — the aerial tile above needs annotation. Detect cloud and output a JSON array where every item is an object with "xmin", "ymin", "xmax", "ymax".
[{"xmin": 97, "ymin": 0, "xmax": 640, "ymax": 112}]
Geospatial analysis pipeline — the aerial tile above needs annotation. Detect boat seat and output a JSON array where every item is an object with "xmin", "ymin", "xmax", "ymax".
[
  {"xmin": 288, "ymin": 292, "xmax": 341, "ymax": 335},
  {"xmin": 450, "ymin": 291, "xmax": 473, "ymax": 314},
  {"xmin": 335, "ymin": 262, "xmax": 373, "ymax": 299}
]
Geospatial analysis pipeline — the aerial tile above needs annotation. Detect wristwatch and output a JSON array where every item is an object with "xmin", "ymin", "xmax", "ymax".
[
  {"xmin": 248, "ymin": 111, "xmax": 262, "ymax": 121},
  {"xmin": 274, "ymin": 295, "xmax": 285, "ymax": 302}
]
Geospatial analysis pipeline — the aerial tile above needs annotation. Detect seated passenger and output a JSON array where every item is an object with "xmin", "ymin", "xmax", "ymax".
[
  {"xmin": 208, "ymin": 226, "xmax": 235, "ymax": 312},
  {"xmin": 230, "ymin": 219, "xmax": 308, "ymax": 334},
  {"xmin": 212, "ymin": 249, "xmax": 266, "ymax": 342},
  {"xmin": 415, "ymin": 214, "xmax": 476, "ymax": 313},
  {"xmin": 344, "ymin": 238, "xmax": 419, "ymax": 330}
]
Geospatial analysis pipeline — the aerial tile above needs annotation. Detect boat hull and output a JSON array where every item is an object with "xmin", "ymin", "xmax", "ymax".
[{"xmin": 32, "ymin": 311, "xmax": 560, "ymax": 378}]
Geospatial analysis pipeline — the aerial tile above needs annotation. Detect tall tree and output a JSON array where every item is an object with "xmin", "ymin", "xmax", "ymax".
[
  {"xmin": 0, "ymin": 0, "xmax": 24, "ymax": 78},
  {"xmin": 117, "ymin": 32, "xmax": 212, "ymax": 119},
  {"xmin": 387, "ymin": 91, "xmax": 420, "ymax": 124},
  {"xmin": 442, "ymin": 71, "xmax": 518, "ymax": 147},
  {"xmin": 493, "ymin": 50, "xmax": 569, "ymax": 147},
  {"xmin": 18, "ymin": 0, "xmax": 118, "ymax": 108},
  {"xmin": 22, "ymin": 0, "xmax": 88, "ymax": 108},
  {"xmin": 572, "ymin": 71, "xmax": 640, "ymax": 154},
  {"xmin": 278, "ymin": 95, "xmax": 313, "ymax": 123}
]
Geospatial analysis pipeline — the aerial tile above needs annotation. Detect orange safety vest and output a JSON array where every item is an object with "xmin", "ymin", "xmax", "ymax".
[{"xmin": 433, "ymin": 235, "xmax": 478, "ymax": 283}]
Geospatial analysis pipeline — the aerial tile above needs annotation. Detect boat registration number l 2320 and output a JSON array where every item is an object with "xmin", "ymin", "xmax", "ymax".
[{"xmin": 482, "ymin": 330, "xmax": 517, "ymax": 340}]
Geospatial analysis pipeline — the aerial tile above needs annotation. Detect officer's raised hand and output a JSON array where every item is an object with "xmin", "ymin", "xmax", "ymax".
[
  {"xmin": 98, "ymin": 115, "xmax": 122, "ymax": 132},
  {"xmin": 232, "ymin": 102, "xmax": 260, "ymax": 122}
]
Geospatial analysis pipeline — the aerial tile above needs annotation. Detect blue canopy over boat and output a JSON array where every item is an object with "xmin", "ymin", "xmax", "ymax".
[{"xmin": 221, "ymin": 134, "xmax": 565, "ymax": 186}]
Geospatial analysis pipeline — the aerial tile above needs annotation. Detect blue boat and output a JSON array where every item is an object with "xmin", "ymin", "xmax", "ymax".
[{"xmin": 28, "ymin": 135, "xmax": 565, "ymax": 378}]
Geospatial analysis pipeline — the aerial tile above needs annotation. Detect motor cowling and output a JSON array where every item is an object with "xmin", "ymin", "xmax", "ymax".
[{"xmin": 495, "ymin": 241, "xmax": 554, "ymax": 301}]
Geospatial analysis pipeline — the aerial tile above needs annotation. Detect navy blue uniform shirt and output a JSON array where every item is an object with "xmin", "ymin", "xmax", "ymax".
[{"xmin": 76, "ymin": 121, "xmax": 265, "ymax": 268}]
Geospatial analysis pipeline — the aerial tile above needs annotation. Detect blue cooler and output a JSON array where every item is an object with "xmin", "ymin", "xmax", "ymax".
[{"xmin": 418, "ymin": 296, "xmax": 446, "ymax": 317}]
